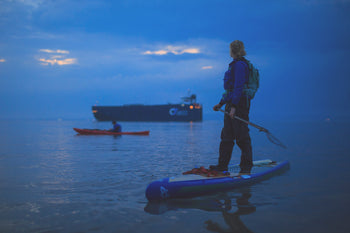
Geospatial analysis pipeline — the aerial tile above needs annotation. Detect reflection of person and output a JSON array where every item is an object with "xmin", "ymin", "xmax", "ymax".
[
  {"xmin": 205, "ymin": 188, "xmax": 256, "ymax": 233},
  {"xmin": 211, "ymin": 40, "xmax": 253, "ymax": 173},
  {"xmin": 110, "ymin": 121, "xmax": 121, "ymax": 132}
]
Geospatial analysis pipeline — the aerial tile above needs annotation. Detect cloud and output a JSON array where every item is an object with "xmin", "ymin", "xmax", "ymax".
[
  {"xmin": 39, "ymin": 49, "xmax": 70, "ymax": 54},
  {"xmin": 143, "ymin": 45, "xmax": 200, "ymax": 56},
  {"xmin": 17, "ymin": 0, "xmax": 44, "ymax": 9},
  {"xmin": 39, "ymin": 58, "xmax": 77, "ymax": 66},
  {"xmin": 38, "ymin": 49, "xmax": 77, "ymax": 66},
  {"xmin": 201, "ymin": 66, "xmax": 213, "ymax": 70},
  {"xmin": 0, "ymin": 59, "xmax": 5, "ymax": 62}
]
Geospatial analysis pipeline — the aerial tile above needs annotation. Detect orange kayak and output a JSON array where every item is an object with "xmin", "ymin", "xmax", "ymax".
[{"xmin": 73, "ymin": 128, "xmax": 150, "ymax": 136}]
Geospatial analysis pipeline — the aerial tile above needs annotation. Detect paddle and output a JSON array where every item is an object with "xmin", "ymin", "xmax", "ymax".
[{"xmin": 219, "ymin": 109, "xmax": 287, "ymax": 149}]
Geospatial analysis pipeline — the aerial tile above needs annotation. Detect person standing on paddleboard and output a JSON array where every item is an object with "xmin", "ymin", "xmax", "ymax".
[{"xmin": 212, "ymin": 40, "xmax": 254, "ymax": 173}]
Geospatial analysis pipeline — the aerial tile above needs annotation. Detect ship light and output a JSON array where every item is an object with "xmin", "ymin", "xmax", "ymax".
[
  {"xmin": 92, "ymin": 110, "xmax": 97, "ymax": 113},
  {"xmin": 195, "ymin": 105, "xmax": 201, "ymax": 109},
  {"xmin": 189, "ymin": 105, "xmax": 194, "ymax": 110}
]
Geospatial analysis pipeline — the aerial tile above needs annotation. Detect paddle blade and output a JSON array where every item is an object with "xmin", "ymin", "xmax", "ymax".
[{"xmin": 266, "ymin": 132, "xmax": 287, "ymax": 149}]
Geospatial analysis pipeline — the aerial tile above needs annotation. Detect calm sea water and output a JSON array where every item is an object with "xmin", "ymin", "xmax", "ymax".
[{"xmin": 0, "ymin": 118, "xmax": 349, "ymax": 233}]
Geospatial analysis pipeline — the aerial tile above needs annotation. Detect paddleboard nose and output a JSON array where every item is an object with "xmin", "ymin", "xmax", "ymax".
[{"xmin": 145, "ymin": 178, "xmax": 170, "ymax": 201}]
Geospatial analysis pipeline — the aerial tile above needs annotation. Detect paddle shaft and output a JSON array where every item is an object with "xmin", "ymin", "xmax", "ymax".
[
  {"xmin": 218, "ymin": 109, "xmax": 287, "ymax": 149},
  {"xmin": 219, "ymin": 109, "xmax": 268, "ymax": 132}
]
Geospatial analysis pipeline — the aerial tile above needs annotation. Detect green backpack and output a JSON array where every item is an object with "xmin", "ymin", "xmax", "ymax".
[{"xmin": 243, "ymin": 59, "xmax": 260, "ymax": 99}]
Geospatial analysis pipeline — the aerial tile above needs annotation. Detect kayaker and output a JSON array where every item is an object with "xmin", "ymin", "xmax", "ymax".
[
  {"xmin": 211, "ymin": 40, "xmax": 254, "ymax": 173},
  {"xmin": 110, "ymin": 121, "xmax": 122, "ymax": 132}
]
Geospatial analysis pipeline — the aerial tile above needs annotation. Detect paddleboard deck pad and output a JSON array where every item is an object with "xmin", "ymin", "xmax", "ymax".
[{"xmin": 145, "ymin": 159, "xmax": 289, "ymax": 201}]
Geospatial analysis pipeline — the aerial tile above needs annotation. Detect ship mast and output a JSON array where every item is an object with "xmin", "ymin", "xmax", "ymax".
[{"xmin": 181, "ymin": 90, "xmax": 197, "ymax": 104}]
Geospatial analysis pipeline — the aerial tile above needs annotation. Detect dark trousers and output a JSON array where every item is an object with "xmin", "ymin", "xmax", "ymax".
[{"xmin": 219, "ymin": 97, "xmax": 253, "ymax": 173}]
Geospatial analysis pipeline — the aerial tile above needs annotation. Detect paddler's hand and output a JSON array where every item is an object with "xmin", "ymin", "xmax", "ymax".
[
  {"xmin": 229, "ymin": 107, "xmax": 236, "ymax": 119},
  {"xmin": 213, "ymin": 103, "xmax": 223, "ymax": 111}
]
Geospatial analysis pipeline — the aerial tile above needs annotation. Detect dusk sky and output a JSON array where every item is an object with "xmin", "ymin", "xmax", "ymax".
[{"xmin": 0, "ymin": 0, "xmax": 349, "ymax": 120}]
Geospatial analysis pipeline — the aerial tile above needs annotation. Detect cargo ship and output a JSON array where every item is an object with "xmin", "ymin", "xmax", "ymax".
[{"xmin": 92, "ymin": 94, "xmax": 202, "ymax": 122}]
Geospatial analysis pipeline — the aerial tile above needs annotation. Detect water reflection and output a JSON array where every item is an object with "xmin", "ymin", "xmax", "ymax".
[
  {"xmin": 74, "ymin": 134, "xmax": 122, "ymax": 139},
  {"xmin": 145, "ymin": 187, "xmax": 255, "ymax": 233}
]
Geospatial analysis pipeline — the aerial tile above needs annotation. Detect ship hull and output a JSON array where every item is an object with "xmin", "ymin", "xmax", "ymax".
[{"xmin": 92, "ymin": 104, "xmax": 202, "ymax": 122}]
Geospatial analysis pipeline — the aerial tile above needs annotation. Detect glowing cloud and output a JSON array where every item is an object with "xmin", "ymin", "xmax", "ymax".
[
  {"xmin": 201, "ymin": 66, "xmax": 213, "ymax": 70},
  {"xmin": 0, "ymin": 59, "xmax": 5, "ymax": 62},
  {"xmin": 39, "ymin": 58, "xmax": 77, "ymax": 66},
  {"xmin": 143, "ymin": 50, "xmax": 168, "ymax": 55},
  {"xmin": 38, "ymin": 49, "xmax": 76, "ymax": 66},
  {"xmin": 143, "ymin": 45, "xmax": 200, "ymax": 56},
  {"xmin": 39, "ymin": 49, "xmax": 69, "ymax": 54}
]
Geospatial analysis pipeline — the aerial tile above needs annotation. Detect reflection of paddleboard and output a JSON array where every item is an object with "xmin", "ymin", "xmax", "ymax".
[
  {"xmin": 145, "ymin": 188, "xmax": 256, "ymax": 215},
  {"xmin": 145, "ymin": 159, "xmax": 290, "ymax": 201}
]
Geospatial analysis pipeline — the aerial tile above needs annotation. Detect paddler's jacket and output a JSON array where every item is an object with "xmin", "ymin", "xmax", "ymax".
[{"xmin": 219, "ymin": 57, "xmax": 249, "ymax": 108}]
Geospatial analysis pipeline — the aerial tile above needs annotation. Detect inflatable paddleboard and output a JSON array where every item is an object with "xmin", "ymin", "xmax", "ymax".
[
  {"xmin": 73, "ymin": 128, "xmax": 150, "ymax": 135},
  {"xmin": 145, "ymin": 159, "xmax": 289, "ymax": 201}
]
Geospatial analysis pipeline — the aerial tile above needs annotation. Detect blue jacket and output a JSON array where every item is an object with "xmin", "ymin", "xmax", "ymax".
[
  {"xmin": 220, "ymin": 58, "xmax": 249, "ymax": 107},
  {"xmin": 112, "ymin": 123, "xmax": 122, "ymax": 132}
]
